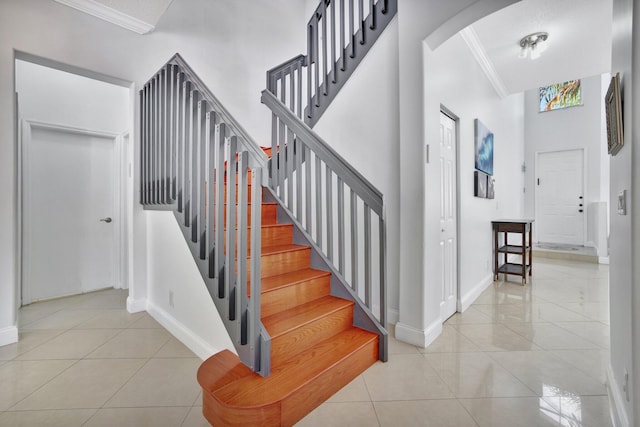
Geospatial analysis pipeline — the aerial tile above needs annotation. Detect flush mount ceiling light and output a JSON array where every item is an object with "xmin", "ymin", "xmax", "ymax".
[{"xmin": 518, "ymin": 32, "xmax": 549, "ymax": 60}]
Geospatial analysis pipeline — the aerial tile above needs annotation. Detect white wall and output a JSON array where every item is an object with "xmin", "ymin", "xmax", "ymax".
[
  {"xmin": 416, "ymin": 34, "xmax": 524, "ymax": 341},
  {"xmin": 15, "ymin": 60, "xmax": 130, "ymax": 133},
  {"xmin": 0, "ymin": 0, "xmax": 305, "ymax": 356},
  {"xmin": 523, "ymin": 74, "xmax": 609, "ymax": 251},
  {"xmin": 310, "ymin": 19, "xmax": 401, "ymax": 323},
  {"xmin": 396, "ymin": 0, "xmax": 520, "ymax": 345},
  {"xmin": 609, "ymin": 0, "xmax": 636, "ymax": 425}
]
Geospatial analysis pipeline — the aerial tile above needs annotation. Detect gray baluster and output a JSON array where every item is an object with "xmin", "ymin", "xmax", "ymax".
[
  {"xmin": 340, "ymin": 0, "xmax": 346, "ymax": 70},
  {"xmin": 359, "ymin": 0, "xmax": 364, "ymax": 44},
  {"xmin": 307, "ymin": 21, "xmax": 314, "ymax": 119},
  {"xmin": 197, "ymin": 101, "xmax": 208, "ymax": 255},
  {"xmin": 364, "ymin": 203, "xmax": 371, "ymax": 306},
  {"xmin": 322, "ymin": 0, "xmax": 328, "ymax": 96},
  {"xmin": 305, "ymin": 147, "xmax": 312, "ymax": 232},
  {"xmin": 176, "ymin": 73, "xmax": 185, "ymax": 212},
  {"xmin": 207, "ymin": 112, "xmax": 217, "ymax": 279},
  {"xmin": 326, "ymin": 164, "xmax": 333, "ymax": 261},
  {"xmin": 379, "ymin": 214, "xmax": 387, "ymax": 326},
  {"xmin": 225, "ymin": 136, "xmax": 238, "ymax": 322},
  {"xmin": 237, "ymin": 152, "xmax": 249, "ymax": 344},
  {"xmin": 337, "ymin": 177, "xmax": 345, "ymax": 274},
  {"xmin": 249, "ymin": 169, "xmax": 262, "ymax": 366},
  {"xmin": 331, "ymin": 0, "xmax": 337, "ymax": 83},
  {"xmin": 314, "ymin": 15, "xmax": 320, "ymax": 107},
  {"xmin": 349, "ymin": 0, "xmax": 355, "ymax": 58},
  {"xmin": 369, "ymin": 0, "xmax": 375, "ymax": 29},
  {"xmin": 315, "ymin": 155, "xmax": 322, "ymax": 247},
  {"xmin": 214, "ymin": 123, "xmax": 227, "ymax": 295},
  {"xmin": 296, "ymin": 61, "xmax": 302, "ymax": 119},
  {"xmin": 350, "ymin": 188, "xmax": 358, "ymax": 291}
]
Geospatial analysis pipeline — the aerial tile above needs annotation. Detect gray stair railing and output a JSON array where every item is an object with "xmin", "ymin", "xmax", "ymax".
[
  {"xmin": 140, "ymin": 54, "xmax": 272, "ymax": 376},
  {"xmin": 261, "ymin": 89, "xmax": 388, "ymax": 361},
  {"xmin": 267, "ymin": 0, "xmax": 397, "ymax": 128}
]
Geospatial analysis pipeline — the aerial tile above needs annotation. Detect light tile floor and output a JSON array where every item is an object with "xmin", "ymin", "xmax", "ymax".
[{"xmin": 0, "ymin": 257, "xmax": 611, "ymax": 426}]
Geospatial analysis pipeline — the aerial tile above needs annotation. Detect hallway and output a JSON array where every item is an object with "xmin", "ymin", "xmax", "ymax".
[{"xmin": 0, "ymin": 257, "xmax": 611, "ymax": 426}]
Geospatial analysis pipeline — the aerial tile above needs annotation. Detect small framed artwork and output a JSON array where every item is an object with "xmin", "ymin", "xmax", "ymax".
[
  {"xmin": 539, "ymin": 80, "xmax": 582, "ymax": 112},
  {"xmin": 474, "ymin": 119, "xmax": 494, "ymax": 176},
  {"xmin": 474, "ymin": 171, "xmax": 488, "ymax": 198},
  {"xmin": 487, "ymin": 177, "xmax": 495, "ymax": 199},
  {"xmin": 606, "ymin": 73, "xmax": 624, "ymax": 155}
]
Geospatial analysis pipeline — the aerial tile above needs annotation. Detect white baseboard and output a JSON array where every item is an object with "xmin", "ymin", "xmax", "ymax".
[
  {"xmin": 395, "ymin": 318, "xmax": 442, "ymax": 348},
  {"xmin": 0, "ymin": 325, "xmax": 19, "ymax": 347},
  {"xmin": 460, "ymin": 273, "xmax": 493, "ymax": 312},
  {"xmin": 126, "ymin": 296, "xmax": 147, "ymax": 313},
  {"xmin": 606, "ymin": 364, "xmax": 630, "ymax": 427},
  {"xmin": 147, "ymin": 301, "xmax": 221, "ymax": 361},
  {"xmin": 599, "ymin": 256, "xmax": 610, "ymax": 265}
]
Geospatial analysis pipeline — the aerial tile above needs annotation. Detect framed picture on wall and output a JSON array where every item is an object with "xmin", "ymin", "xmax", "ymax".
[
  {"xmin": 474, "ymin": 171, "xmax": 488, "ymax": 198},
  {"xmin": 605, "ymin": 72, "xmax": 624, "ymax": 155},
  {"xmin": 539, "ymin": 80, "xmax": 582, "ymax": 112},
  {"xmin": 487, "ymin": 177, "xmax": 495, "ymax": 199},
  {"xmin": 474, "ymin": 119, "xmax": 494, "ymax": 175}
]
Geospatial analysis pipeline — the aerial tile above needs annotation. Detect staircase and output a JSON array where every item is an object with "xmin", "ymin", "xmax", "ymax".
[
  {"xmin": 198, "ymin": 178, "xmax": 378, "ymax": 426},
  {"xmin": 140, "ymin": 1, "xmax": 396, "ymax": 425}
]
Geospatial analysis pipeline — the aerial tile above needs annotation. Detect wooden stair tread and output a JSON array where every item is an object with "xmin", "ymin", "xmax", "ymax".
[
  {"xmin": 261, "ymin": 268, "xmax": 331, "ymax": 293},
  {"xmin": 210, "ymin": 328, "xmax": 377, "ymax": 407},
  {"xmin": 262, "ymin": 295, "xmax": 353, "ymax": 338},
  {"xmin": 261, "ymin": 244, "xmax": 309, "ymax": 256}
]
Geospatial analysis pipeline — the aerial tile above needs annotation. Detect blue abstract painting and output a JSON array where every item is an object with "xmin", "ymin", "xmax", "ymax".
[{"xmin": 474, "ymin": 119, "xmax": 494, "ymax": 176}]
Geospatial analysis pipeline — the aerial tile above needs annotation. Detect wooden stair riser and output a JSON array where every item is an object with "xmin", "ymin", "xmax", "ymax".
[
  {"xmin": 281, "ymin": 339, "xmax": 378, "ymax": 426},
  {"xmin": 269, "ymin": 304, "xmax": 354, "ymax": 367},
  {"xmin": 223, "ymin": 224, "xmax": 293, "ymax": 252},
  {"xmin": 261, "ymin": 275, "xmax": 331, "ymax": 318},
  {"xmin": 255, "ymin": 247, "xmax": 311, "ymax": 279},
  {"xmin": 229, "ymin": 246, "xmax": 311, "ymax": 279},
  {"xmin": 223, "ymin": 203, "xmax": 277, "ymax": 226}
]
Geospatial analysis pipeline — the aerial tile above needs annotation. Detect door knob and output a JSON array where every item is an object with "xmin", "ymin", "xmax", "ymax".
[
  {"xmin": 100, "ymin": 217, "xmax": 112, "ymax": 223},
  {"xmin": 578, "ymin": 210, "xmax": 583, "ymax": 213}
]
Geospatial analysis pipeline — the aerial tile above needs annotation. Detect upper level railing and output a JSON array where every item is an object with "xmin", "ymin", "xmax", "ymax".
[
  {"xmin": 267, "ymin": 0, "xmax": 397, "ymax": 127},
  {"xmin": 141, "ymin": 54, "xmax": 271, "ymax": 376}
]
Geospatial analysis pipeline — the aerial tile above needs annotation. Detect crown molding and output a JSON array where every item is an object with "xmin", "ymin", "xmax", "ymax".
[
  {"xmin": 460, "ymin": 26, "xmax": 510, "ymax": 99},
  {"xmin": 54, "ymin": 0, "xmax": 154, "ymax": 35}
]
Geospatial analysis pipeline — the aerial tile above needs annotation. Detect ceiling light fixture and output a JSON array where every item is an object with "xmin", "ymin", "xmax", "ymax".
[{"xmin": 518, "ymin": 32, "xmax": 549, "ymax": 60}]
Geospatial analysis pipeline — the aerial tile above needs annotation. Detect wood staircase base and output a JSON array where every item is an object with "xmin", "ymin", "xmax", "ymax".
[{"xmin": 198, "ymin": 328, "xmax": 377, "ymax": 426}]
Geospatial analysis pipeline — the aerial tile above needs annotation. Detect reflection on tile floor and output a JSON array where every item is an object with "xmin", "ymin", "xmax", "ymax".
[
  {"xmin": 0, "ymin": 257, "xmax": 611, "ymax": 426},
  {"xmin": 299, "ymin": 257, "xmax": 612, "ymax": 427}
]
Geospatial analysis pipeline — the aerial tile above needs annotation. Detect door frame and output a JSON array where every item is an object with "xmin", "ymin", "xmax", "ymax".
[
  {"xmin": 19, "ymin": 119, "xmax": 127, "ymax": 304},
  {"xmin": 439, "ymin": 105, "xmax": 462, "ymax": 316},
  {"xmin": 534, "ymin": 148, "xmax": 588, "ymax": 245}
]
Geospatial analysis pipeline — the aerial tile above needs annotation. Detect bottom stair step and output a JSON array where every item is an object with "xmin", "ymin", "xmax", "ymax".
[{"xmin": 198, "ymin": 327, "xmax": 378, "ymax": 427}]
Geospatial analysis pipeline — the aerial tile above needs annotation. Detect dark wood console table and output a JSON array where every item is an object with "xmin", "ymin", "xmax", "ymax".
[{"xmin": 492, "ymin": 219, "xmax": 534, "ymax": 285}]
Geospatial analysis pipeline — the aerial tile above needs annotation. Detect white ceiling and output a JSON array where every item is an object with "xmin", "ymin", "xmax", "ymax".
[
  {"xmin": 466, "ymin": 0, "xmax": 613, "ymax": 95},
  {"xmin": 54, "ymin": 0, "xmax": 612, "ymax": 95}
]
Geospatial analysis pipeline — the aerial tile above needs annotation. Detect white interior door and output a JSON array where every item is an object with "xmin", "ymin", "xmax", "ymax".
[
  {"xmin": 23, "ymin": 125, "xmax": 117, "ymax": 303},
  {"xmin": 439, "ymin": 112, "xmax": 457, "ymax": 321},
  {"xmin": 536, "ymin": 149, "xmax": 585, "ymax": 245}
]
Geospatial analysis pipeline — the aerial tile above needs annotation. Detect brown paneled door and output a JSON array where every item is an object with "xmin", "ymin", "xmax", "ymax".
[
  {"xmin": 439, "ymin": 111, "xmax": 458, "ymax": 321},
  {"xmin": 536, "ymin": 149, "xmax": 585, "ymax": 245}
]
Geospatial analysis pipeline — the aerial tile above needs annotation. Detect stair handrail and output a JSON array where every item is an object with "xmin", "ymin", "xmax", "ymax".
[
  {"xmin": 141, "ymin": 54, "xmax": 271, "ymax": 376},
  {"xmin": 262, "ymin": 91, "xmax": 382, "ymax": 215},
  {"xmin": 262, "ymin": 89, "xmax": 388, "ymax": 359}
]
